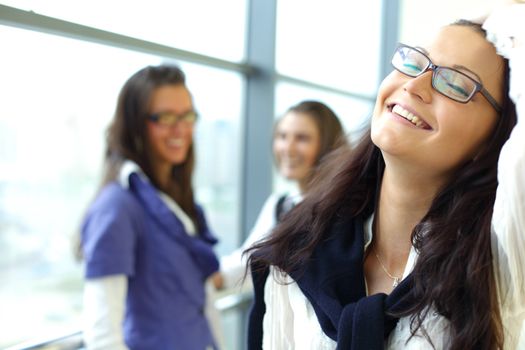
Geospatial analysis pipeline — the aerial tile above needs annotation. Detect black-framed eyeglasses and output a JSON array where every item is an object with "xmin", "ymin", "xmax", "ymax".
[
  {"xmin": 391, "ymin": 43, "xmax": 502, "ymax": 113},
  {"xmin": 148, "ymin": 111, "xmax": 198, "ymax": 126}
]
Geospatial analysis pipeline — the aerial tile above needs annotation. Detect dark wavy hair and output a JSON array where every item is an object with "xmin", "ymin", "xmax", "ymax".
[
  {"xmin": 248, "ymin": 21, "xmax": 517, "ymax": 349},
  {"xmin": 103, "ymin": 64, "xmax": 200, "ymax": 229},
  {"xmin": 275, "ymin": 100, "xmax": 348, "ymax": 190}
]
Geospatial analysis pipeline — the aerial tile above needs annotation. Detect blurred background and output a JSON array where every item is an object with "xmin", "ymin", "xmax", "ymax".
[{"xmin": 0, "ymin": 0, "xmax": 499, "ymax": 348}]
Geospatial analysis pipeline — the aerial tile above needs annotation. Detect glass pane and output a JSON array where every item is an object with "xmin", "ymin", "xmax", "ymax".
[
  {"xmin": 399, "ymin": 0, "xmax": 495, "ymax": 45},
  {"xmin": 273, "ymin": 81, "xmax": 374, "ymax": 194},
  {"xmin": 0, "ymin": 25, "xmax": 242, "ymax": 347},
  {"xmin": 184, "ymin": 63, "xmax": 243, "ymax": 256},
  {"xmin": 276, "ymin": 0, "xmax": 383, "ymax": 96},
  {"xmin": 1, "ymin": 0, "xmax": 248, "ymax": 62}
]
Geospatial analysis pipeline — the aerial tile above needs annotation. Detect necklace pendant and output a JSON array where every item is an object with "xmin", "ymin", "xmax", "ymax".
[{"xmin": 392, "ymin": 277, "xmax": 400, "ymax": 288}]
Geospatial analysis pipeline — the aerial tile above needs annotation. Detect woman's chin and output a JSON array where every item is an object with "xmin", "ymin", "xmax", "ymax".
[{"xmin": 280, "ymin": 170, "xmax": 300, "ymax": 182}]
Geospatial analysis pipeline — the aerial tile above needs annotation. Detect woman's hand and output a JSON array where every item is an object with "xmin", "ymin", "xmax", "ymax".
[
  {"xmin": 483, "ymin": 2, "xmax": 525, "ymax": 57},
  {"xmin": 209, "ymin": 271, "xmax": 224, "ymax": 290}
]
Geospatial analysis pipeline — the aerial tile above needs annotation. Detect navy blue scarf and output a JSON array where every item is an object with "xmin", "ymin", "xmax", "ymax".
[{"xmin": 248, "ymin": 215, "xmax": 415, "ymax": 350}]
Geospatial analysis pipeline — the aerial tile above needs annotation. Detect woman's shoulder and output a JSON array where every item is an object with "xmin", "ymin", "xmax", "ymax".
[
  {"xmin": 259, "ymin": 193, "xmax": 289, "ymax": 219},
  {"xmin": 266, "ymin": 191, "xmax": 299, "ymax": 208},
  {"xmin": 246, "ymin": 193, "xmax": 288, "ymax": 240},
  {"xmin": 88, "ymin": 181, "xmax": 142, "ymax": 217},
  {"xmin": 266, "ymin": 192, "xmax": 286, "ymax": 207}
]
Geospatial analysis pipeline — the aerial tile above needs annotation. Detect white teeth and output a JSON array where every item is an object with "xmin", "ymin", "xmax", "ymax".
[
  {"xmin": 282, "ymin": 158, "xmax": 300, "ymax": 167},
  {"xmin": 414, "ymin": 118, "xmax": 424, "ymax": 128},
  {"xmin": 392, "ymin": 105, "xmax": 421, "ymax": 127},
  {"xmin": 168, "ymin": 139, "xmax": 183, "ymax": 147}
]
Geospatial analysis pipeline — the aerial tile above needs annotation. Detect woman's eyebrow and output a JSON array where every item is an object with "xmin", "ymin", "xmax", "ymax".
[
  {"xmin": 453, "ymin": 64, "xmax": 483, "ymax": 82},
  {"xmin": 418, "ymin": 44, "xmax": 484, "ymax": 83},
  {"xmin": 415, "ymin": 46, "xmax": 429, "ymax": 55}
]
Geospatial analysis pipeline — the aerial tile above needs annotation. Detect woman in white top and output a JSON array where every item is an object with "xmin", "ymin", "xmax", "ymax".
[
  {"xmin": 217, "ymin": 101, "xmax": 348, "ymax": 289},
  {"xmin": 247, "ymin": 9, "xmax": 525, "ymax": 350}
]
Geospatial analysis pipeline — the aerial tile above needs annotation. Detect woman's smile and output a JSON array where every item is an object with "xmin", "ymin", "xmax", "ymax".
[{"xmin": 389, "ymin": 104, "xmax": 433, "ymax": 130}]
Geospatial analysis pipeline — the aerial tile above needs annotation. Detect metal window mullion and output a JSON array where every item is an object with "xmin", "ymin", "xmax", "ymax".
[
  {"xmin": 240, "ymin": 0, "xmax": 277, "ymax": 238},
  {"xmin": 379, "ymin": 0, "xmax": 400, "ymax": 81}
]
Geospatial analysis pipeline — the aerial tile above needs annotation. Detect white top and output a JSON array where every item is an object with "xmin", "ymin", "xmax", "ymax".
[
  {"xmin": 220, "ymin": 191, "xmax": 302, "ymax": 290},
  {"xmin": 262, "ymin": 11, "xmax": 525, "ymax": 349},
  {"xmin": 263, "ymin": 216, "xmax": 450, "ymax": 349}
]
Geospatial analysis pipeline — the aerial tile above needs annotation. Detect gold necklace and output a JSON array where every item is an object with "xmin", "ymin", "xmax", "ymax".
[{"xmin": 373, "ymin": 248, "xmax": 402, "ymax": 288}]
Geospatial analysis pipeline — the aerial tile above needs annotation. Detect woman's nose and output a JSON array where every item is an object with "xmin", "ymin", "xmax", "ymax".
[
  {"xmin": 402, "ymin": 70, "xmax": 433, "ymax": 104},
  {"xmin": 280, "ymin": 138, "xmax": 297, "ymax": 154},
  {"xmin": 167, "ymin": 121, "xmax": 187, "ymax": 134}
]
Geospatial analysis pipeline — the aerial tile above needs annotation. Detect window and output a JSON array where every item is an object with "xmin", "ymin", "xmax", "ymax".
[
  {"xmin": 276, "ymin": 0, "xmax": 383, "ymax": 96},
  {"xmin": 275, "ymin": 82, "xmax": 374, "ymax": 139},
  {"xmin": 184, "ymin": 63, "xmax": 244, "ymax": 255},
  {"xmin": 0, "ymin": 1, "xmax": 400, "ymax": 348},
  {"xmin": 273, "ymin": 0, "xmax": 383, "ymax": 194},
  {"xmin": 0, "ymin": 23, "xmax": 243, "ymax": 347},
  {"xmin": 0, "ymin": 0, "xmax": 248, "ymax": 62}
]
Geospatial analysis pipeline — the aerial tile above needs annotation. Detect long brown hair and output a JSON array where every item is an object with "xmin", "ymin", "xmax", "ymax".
[
  {"xmin": 248, "ymin": 21, "xmax": 516, "ymax": 349},
  {"xmin": 103, "ymin": 64, "xmax": 200, "ymax": 229}
]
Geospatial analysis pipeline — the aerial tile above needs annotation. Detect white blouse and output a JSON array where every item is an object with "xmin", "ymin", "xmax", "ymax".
[
  {"xmin": 262, "ymin": 10, "xmax": 525, "ymax": 349},
  {"xmin": 263, "ymin": 216, "xmax": 451, "ymax": 349}
]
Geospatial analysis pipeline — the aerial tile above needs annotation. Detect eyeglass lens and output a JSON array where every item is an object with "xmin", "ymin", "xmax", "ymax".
[{"xmin": 151, "ymin": 111, "xmax": 197, "ymax": 126}]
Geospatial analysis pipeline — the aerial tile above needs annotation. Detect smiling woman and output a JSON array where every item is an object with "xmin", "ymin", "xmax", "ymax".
[
  {"xmin": 80, "ymin": 65, "xmax": 221, "ymax": 350},
  {"xmin": 272, "ymin": 110, "xmax": 322, "ymax": 192},
  {"xmin": 247, "ymin": 16, "xmax": 524, "ymax": 350},
  {"xmin": 216, "ymin": 100, "xmax": 348, "ymax": 292},
  {"xmin": 146, "ymin": 85, "xmax": 197, "ymax": 183},
  {"xmin": 372, "ymin": 23, "xmax": 503, "ymax": 180}
]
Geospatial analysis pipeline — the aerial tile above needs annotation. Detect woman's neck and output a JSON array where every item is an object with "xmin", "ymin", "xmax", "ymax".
[
  {"xmin": 154, "ymin": 163, "xmax": 172, "ymax": 190},
  {"xmin": 373, "ymin": 166, "xmax": 444, "ymax": 264}
]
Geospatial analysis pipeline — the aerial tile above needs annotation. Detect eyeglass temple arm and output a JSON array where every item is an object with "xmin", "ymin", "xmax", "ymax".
[{"xmin": 480, "ymin": 87, "xmax": 502, "ymax": 113}]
